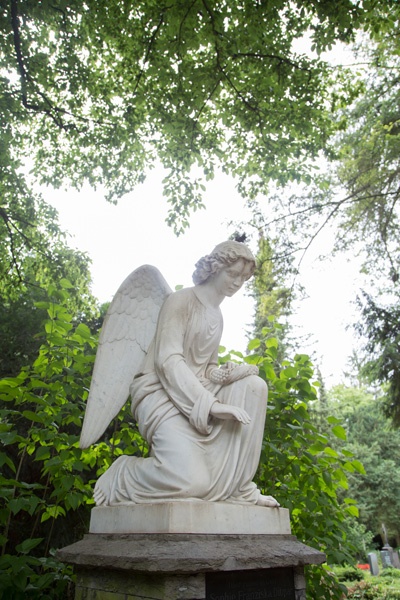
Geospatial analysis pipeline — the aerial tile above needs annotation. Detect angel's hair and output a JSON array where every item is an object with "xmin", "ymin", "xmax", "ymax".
[{"xmin": 192, "ymin": 240, "xmax": 256, "ymax": 285}]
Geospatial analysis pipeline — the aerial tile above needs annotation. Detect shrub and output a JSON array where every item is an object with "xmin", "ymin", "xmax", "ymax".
[{"xmin": 334, "ymin": 564, "xmax": 365, "ymax": 582}]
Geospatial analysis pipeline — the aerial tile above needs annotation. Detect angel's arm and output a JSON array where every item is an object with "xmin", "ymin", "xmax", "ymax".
[{"xmin": 154, "ymin": 291, "xmax": 218, "ymax": 435}]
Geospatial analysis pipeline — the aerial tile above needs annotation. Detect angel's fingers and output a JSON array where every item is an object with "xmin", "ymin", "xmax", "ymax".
[{"xmin": 235, "ymin": 409, "xmax": 251, "ymax": 424}]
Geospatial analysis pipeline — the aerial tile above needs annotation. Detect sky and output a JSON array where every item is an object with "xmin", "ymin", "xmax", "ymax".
[
  {"xmin": 33, "ymin": 30, "xmax": 366, "ymax": 388},
  {"xmin": 42, "ymin": 166, "xmax": 362, "ymax": 387}
]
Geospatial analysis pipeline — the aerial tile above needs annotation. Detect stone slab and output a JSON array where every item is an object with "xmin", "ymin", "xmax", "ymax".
[
  {"xmin": 57, "ymin": 532, "xmax": 326, "ymax": 573},
  {"xmin": 89, "ymin": 502, "xmax": 291, "ymax": 535}
]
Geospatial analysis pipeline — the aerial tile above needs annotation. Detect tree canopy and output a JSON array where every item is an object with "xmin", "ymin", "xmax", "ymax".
[
  {"xmin": 355, "ymin": 293, "xmax": 400, "ymax": 425},
  {"xmin": 2, "ymin": 0, "xmax": 397, "ymax": 240}
]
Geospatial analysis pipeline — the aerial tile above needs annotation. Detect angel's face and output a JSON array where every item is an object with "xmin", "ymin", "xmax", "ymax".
[{"xmin": 211, "ymin": 258, "xmax": 253, "ymax": 297}]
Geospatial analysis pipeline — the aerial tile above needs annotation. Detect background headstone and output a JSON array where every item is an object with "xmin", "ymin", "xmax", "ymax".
[
  {"xmin": 368, "ymin": 552, "xmax": 379, "ymax": 576},
  {"xmin": 392, "ymin": 549, "xmax": 400, "ymax": 569},
  {"xmin": 380, "ymin": 549, "xmax": 393, "ymax": 569}
]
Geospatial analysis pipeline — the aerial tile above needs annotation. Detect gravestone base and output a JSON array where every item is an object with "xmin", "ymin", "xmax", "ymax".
[
  {"xmin": 89, "ymin": 501, "xmax": 292, "ymax": 535},
  {"xmin": 57, "ymin": 503, "xmax": 325, "ymax": 600}
]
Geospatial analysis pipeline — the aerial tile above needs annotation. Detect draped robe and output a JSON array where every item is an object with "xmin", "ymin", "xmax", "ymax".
[{"xmin": 94, "ymin": 287, "xmax": 268, "ymax": 505}]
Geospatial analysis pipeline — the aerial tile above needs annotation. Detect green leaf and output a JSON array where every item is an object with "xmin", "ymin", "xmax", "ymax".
[
  {"xmin": 35, "ymin": 446, "xmax": 51, "ymax": 461},
  {"xmin": 74, "ymin": 323, "xmax": 92, "ymax": 339},
  {"xmin": 248, "ymin": 338, "xmax": 261, "ymax": 350},
  {"xmin": 281, "ymin": 366, "xmax": 297, "ymax": 379},
  {"xmin": 59, "ymin": 278, "xmax": 74, "ymax": 289},
  {"xmin": 331, "ymin": 425, "xmax": 347, "ymax": 441},
  {"xmin": 262, "ymin": 364, "xmax": 276, "ymax": 380},
  {"xmin": 345, "ymin": 505, "xmax": 359, "ymax": 517},
  {"xmin": 327, "ymin": 416, "xmax": 342, "ymax": 425},
  {"xmin": 41, "ymin": 505, "xmax": 66, "ymax": 523},
  {"xmin": 16, "ymin": 538, "xmax": 44, "ymax": 554},
  {"xmin": 266, "ymin": 338, "xmax": 278, "ymax": 349},
  {"xmin": 0, "ymin": 452, "xmax": 16, "ymax": 473},
  {"xmin": 323, "ymin": 447, "xmax": 339, "ymax": 458},
  {"xmin": 22, "ymin": 410, "xmax": 45, "ymax": 423},
  {"xmin": 351, "ymin": 459, "xmax": 365, "ymax": 474}
]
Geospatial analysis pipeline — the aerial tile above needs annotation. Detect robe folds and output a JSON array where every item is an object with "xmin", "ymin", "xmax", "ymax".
[{"xmin": 94, "ymin": 287, "xmax": 268, "ymax": 505}]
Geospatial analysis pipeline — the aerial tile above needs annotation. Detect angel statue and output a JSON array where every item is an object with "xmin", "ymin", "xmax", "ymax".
[{"xmin": 80, "ymin": 240, "xmax": 279, "ymax": 509}]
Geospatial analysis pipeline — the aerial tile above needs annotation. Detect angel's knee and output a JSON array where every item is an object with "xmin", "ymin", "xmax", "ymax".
[
  {"xmin": 247, "ymin": 375, "xmax": 268, "ymax": 400},
  {"xmin": 235, "ymin": 374, "xmax": 267, "ymax": 407}
]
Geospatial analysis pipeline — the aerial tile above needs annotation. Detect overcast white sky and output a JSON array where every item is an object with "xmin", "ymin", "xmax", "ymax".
[{"xmin": 42, "ymin": 166, "xmax": 362, "ymax": 387}]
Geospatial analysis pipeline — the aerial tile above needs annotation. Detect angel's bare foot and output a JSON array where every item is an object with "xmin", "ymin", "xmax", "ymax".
[
  {"xmin": 257, "ymin": 494, "xmax": 280, "ymax": 508},
  {"xmin": 93, "ymin": 460, "xmax": 120, "ymax": 506},
  {"xmin": 93, "ymin": 485, "xmax": 107, "ymax": 506}
]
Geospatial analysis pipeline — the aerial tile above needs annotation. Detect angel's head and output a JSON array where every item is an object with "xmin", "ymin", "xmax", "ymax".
[{"xmin": 192, "ymin": 240, "xmax": 256, "ymax": 286}]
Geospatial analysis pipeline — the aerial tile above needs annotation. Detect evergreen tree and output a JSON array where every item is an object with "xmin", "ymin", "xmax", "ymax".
[{"xmin": 327, "ymin": 384, "xmax": 400, "ymax": 546}]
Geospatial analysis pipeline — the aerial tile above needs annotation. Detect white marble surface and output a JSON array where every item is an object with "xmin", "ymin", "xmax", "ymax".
[
  {"xmin": 89, "ymin": 502, "xmax": 291, "ymax": 535},
  {"xmin": 81, "ymin": 242, "xmax": 279, "ymax": 510}
]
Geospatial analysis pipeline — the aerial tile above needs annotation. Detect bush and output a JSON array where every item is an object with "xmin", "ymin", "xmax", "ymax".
[
  {"xmin": 0, "ymin": 286, "xmax": 144, "ymax": 598},
  {"xmin": 381, "ymin": 568, "xmax": 400, "ymax": 580},
  {"xmin": 346, "ymin": 575, "xmax": 400, "ymax": 600},
  {"xmin": 0, "ymin": 544, "xmax": 74, "ymax": 600},
  {"xmin": 334, "ymin": 564, "xmax": 365, "ymax": 582}
]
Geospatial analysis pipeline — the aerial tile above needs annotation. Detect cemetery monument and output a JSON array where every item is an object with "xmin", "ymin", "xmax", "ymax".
[{"xmin": 58, "ymin": 241, "xmax": 325, "ymax": 600}]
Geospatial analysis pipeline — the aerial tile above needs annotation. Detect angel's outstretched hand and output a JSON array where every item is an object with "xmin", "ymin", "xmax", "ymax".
[
  {"xmin": 209, "ymin": 362, "xmax": 259, "ymax": 385},
  {"xmin": 210, "ymin": 402, "xmax": 251, "ymax": 424}
]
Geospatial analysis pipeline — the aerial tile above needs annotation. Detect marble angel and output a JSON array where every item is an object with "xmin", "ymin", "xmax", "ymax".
[{"xmin": 80, "ymin": 240, "xmax": 279, "ymax": 508}]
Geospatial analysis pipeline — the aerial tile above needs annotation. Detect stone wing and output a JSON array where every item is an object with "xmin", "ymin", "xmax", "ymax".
[{"xmin": 79, "ymin": 265, "xmax": 171, "ymax": 448}]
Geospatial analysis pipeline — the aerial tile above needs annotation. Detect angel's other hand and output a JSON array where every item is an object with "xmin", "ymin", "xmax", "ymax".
[
  {"xmin": 210, "ymin": 402, "xmax": 251, "ymax": 424},
  {"xmin": 209, "ymin": 363, "xmax": 259, "ymax": 385}
]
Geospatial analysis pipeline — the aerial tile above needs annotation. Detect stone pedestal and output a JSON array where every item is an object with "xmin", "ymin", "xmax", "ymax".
[
  {"xmin": 58, "ymin": 503, "xmax": 325, "ymax": 600},
  {"xmin": 89, "ymin": 502, "xmax": 291, "ymax": 535}
]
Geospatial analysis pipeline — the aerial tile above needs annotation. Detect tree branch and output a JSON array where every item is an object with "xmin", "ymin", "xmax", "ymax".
[
  {"xmin": 133, "ymin": 12, "xmax": 165, "ymax": 95},
  {"xmin": 10, "ymin": 0, "xmax": 68, "ymax": 128},
  {"xmin": 201, "ymin": 0, "xmax": 259, "ymax": 113},
  {"xmin": 231, "ymin": 52, "xmax": 312, "ymax": 75},
  {"xmin": 0, "ymin": 207, "xmax": 24, "ymax": 284}
]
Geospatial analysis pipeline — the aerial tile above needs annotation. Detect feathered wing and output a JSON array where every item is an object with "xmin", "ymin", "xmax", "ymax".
[{"xmin": 79, "ymin": 265, "xmax": 172, "ymax": 448}]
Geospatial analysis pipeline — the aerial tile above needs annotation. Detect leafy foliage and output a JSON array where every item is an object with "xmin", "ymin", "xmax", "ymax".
[
  {"xmin": 346, "ymin": 577, "xmax": 400, "ymax": 600},
  {"xmin": 251, "ymin": 235, "xmax": 293, "ymax": 354},
  {"xmin": 312, "ymin": 562, "xmax": 400, "ymax": 599},
  {"xmin": 0, "ymin": 255, "xmax": 99, "ymax": 380},
  {"xmin": 0, "ymin": 283, "xmax": 362, "ymax": 599},
  {"xmin": 2, "ymin": 0, "xmax": 398, "ymax": 238},
  {"xmin": 222, "ymin": 327, "xmax": 363, "ymax": 599},
  {"xmin": 254, "ymin": 9, "xmax": 400, "ymax": 303},
  {"xmin": 0, "ymin": 284, "xmax": 144, "ymax": 597},
  {"xmin": 326, "ymin": 384, "xmax": 400, "ymax": 545},
  {"xmin": 249, "ymin": 12, "xmax": 400, "ymax": 414},
  {"xmin": 333, "ymin": 32, "xmax": 400, "ymax": 281},
  {"xmin": 355, "ymin": 293, "xmax": 400, "ymax": 425}
]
